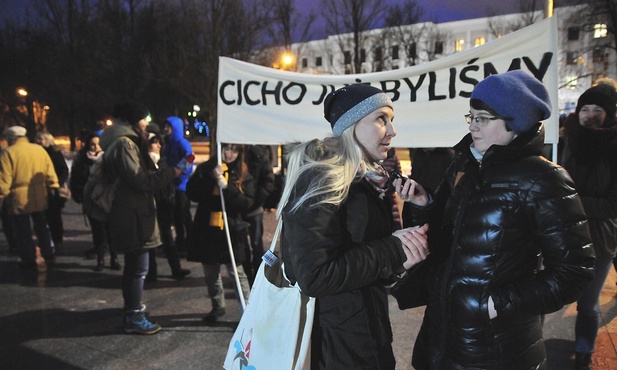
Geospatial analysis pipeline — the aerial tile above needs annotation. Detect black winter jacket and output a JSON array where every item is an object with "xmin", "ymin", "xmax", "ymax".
[
  {"xmin": 282, "ymin": 172, "xmax": 407, "ymax": 370},
  {"xmin": 406, "ymin": 124, "xmax": 595, "ymax": 370},
  {"xmin": 186, "ymin": 158, "xmax": 255, "ymax": 265}
]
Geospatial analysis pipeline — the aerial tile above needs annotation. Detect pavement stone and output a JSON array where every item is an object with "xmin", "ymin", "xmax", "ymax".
[{"xmin": 0, "ymin": 199, "xmax": 616, "ymax": 369}]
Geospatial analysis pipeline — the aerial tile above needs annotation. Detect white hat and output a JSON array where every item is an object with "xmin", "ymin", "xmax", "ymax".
[{"xmin": 4, "ymin": 126, "xmax": 27, "ymax": 138}]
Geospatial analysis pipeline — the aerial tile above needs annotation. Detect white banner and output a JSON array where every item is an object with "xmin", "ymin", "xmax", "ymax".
[{"xmin": 218, "ymin": 17, "xmax": 558, "ymax": 148}]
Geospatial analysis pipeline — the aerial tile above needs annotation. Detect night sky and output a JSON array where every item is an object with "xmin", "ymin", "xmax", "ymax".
[{"xmin": 0, "ymin": 0, "xmax": 532, "ymax": 36}]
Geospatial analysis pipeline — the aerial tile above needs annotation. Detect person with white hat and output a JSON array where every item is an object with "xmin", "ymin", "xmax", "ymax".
[{"xmin": 0, "ymin": 125, "xmax": 59, "ymax": 269}]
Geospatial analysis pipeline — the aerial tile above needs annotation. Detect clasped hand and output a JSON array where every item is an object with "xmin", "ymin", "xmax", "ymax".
[{"xmin": 393, "ymin": 224, "xmax": 429, "ymax": 270}]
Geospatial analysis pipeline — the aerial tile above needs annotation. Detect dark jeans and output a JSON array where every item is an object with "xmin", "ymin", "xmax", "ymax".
[
  {"xmin": 12, "ymin": 211, "xmax": 54, "ymax": 264},
  {"xmin": 243, "ymin": 212, "xmax": 265, "ymax": 283},
  {"xmin": 173, "ymin": 190, "xmax": 192, "ymax": 246},
  {"xmin": 122, "ymin": 250, "xmax": 149, "ymax": 311},
  {"xmin": 87, "ymin": 215, "xmax": 116, "ymax": 260},
  {"xmin": 45, "ymin": 196, "xmax": 66, "ymax": 245},
  {"xmin": 148, "ymin": 206, "xmax": 183, "ymax": 276}
]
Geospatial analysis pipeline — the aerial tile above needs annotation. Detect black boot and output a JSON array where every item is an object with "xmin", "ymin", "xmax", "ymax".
[
  {"xmin": 165, "ymin": 244, "xmax": 191, "ymax": 280},
  {"xmin": 575, "ymin": 352, "xmax": 591, "ymax": 370},
  {"xmin": 95, "ymin": 256, "xmax": 104, "ymax": 272},
  {"xmin": 110, "ymin": 252, "xmax": 121, "ymax": 270}
]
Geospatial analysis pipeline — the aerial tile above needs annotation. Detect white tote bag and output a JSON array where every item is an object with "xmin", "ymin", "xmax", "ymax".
[{"xmin": 223, "ymin": 220, "xmax": 315, "ymax": 370}]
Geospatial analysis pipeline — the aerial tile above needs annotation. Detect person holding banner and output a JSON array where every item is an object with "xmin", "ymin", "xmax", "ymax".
[
  {"xmin": 399, "ymin": 70, "xmax": 595, "ymax": 369},
  {"xmin": 278, "ymin": 84, "xmax": 430, "ymax": 369},
  {"xmin": 186, "ymin": 143, "xmax": 254, "ymax": 324},
  {"xmin": 559, "ymin": 80, "xmax": 617, "ymax": 370}
]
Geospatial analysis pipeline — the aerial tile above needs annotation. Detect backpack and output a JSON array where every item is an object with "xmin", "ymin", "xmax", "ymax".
[{"xmin": 82, "ymin": 153, "xmax": 119, "ymax": 221}]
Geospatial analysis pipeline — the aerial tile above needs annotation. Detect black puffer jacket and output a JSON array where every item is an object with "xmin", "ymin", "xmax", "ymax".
[
  {"xmin": 407, "ymin": 124, "xmax": 595, "ymax": 370},
  {"xmin": 282, "ymin": 171, "xmax": 407, "ymax": 370}
]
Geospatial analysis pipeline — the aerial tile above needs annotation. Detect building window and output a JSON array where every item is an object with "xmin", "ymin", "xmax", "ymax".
[
  {"xmin": 374, "ymin": 47, "xmax": 382, "ymax": 61},
  {"xmin": 361, "ymin": 49, "xmax": 366, "ymax": 63},
  {"xmin": 392, "ymin": 45, "xmax": 399, "ymax": 60},
  {"xmin": 316, "ymin": 56, "xmax": 322, "ymax": 67},
  {"xmin": 408, "ymin": 43, "xmax": 417, "ymax": 58},
  {"xmin": 435, "ymin": 41, "xmax": 443, "ymax": 55},
  {"xmin": 344, "ymin": 51, "xmax": 351, "ymax": 65},
  {"xmin": 474, "ymin": 37, "xmax": 486, "ymax": 47},
  {"xmin": 592, "ymin": 47, "xmax": 607, "ymax": 62},
  {"xmin": 302, "ymin": 58, "xmax": 308, "ymax": 69},
  {"xmin": 454, "ymin": 39, "xmax": 465, "ymax": 52},
  {"xmin": 594, "ymin": 23, "xmax": 607, "ymax": 38},
  {"xmin": 565, "ymin": 75, "xmax": 577, "ymax": 89},
  {"xmin": 567, "ymin": 27, "xmax": 580, "ymax": 41},
  {"xmin": 566, "ymin": 51, "xmax": 578, "ymax": 65}
]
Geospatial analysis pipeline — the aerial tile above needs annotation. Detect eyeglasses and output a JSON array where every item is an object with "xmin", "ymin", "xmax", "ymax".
[{"xmin": 465, "ymin": 114, "xmax": 499, "ymax": 127}]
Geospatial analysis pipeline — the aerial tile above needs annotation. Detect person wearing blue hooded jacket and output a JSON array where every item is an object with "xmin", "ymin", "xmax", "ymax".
[{"xmin": 163, "ymin": 116, "xmax": 194, "ymax": 249}]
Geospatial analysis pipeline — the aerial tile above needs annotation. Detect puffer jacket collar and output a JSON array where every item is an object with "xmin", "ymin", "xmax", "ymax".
[{"xmin": 455, "ymin": 122, "xmax": 545, "ymax": 166}]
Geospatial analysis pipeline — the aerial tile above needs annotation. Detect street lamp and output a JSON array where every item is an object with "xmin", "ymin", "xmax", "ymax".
[{"xmin": 273, "ymin": 51, "xmax": 296, "ymax": 71}]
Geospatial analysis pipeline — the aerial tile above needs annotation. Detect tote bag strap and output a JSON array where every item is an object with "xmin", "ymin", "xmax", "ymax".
[{"xmin": 262, "ymin": 218, "xmax": 282, "ymax": 266}]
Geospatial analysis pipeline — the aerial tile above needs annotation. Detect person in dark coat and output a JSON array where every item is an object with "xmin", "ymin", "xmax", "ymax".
[
  {"xmin": 36, "ymin": 132, "xmax": 69, "ymax": 253},
  {"xmin": 279, "ymin": 84, "xmax": 430, "ymax": 369},
  {"xmin": 401, "ymin": 70, "xmax": 595, "ymax": 369},
  {"xmin": 559, "ymin": 81, "xmax": 617, "ymax": 370},
  {"xmin": 242, "ymin": 144, "xmax": 274, "ymax": 284},
  {"xmin": 101, "ymin": 101, "xmax": 180, "ymax": 335},
  {"xmin": 69, "ymin": 132, "xmax": 120, "ymax": 270},
  {"xmin": 144, "ymin": 123, "xmax": 191, "ymax": 282},
  {"xmin": 186, "ymin": 143, "xmax": 255, "ymax": 323}
]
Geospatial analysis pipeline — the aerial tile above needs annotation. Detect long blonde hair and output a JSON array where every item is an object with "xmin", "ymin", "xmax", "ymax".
[{"xmin": 276, "ymin": 127, "xmax": 379, "ymax": 217}]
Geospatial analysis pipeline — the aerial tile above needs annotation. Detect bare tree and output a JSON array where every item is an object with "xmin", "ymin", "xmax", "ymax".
[
  {"xmin": 384, "ymin": 0, "xmax": 426, "ymax": 67},
  {"xmin": 486, "ymin": 0, "xmax": 543, "ymax": 37},
  {"xmin": 321, "ymin": 0, "xmax": 386, "ymax": 74},
  {"xmin": 262, "ymin": 0, "xmax": 316, "ymax": 71}
]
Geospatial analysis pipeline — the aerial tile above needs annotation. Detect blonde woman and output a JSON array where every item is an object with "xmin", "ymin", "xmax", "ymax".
[{"xmin": 278, "ymin": 84, "xmax": 429, "ymax": 369}]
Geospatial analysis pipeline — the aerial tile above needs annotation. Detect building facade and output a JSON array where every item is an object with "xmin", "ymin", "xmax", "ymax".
[{"xmin": 279, "ymin": 5, "xmax": 616, "ymax": 116}]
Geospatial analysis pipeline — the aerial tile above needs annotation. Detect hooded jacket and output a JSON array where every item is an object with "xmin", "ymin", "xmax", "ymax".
[
  {"xmin": 100, "ymin": 121, "xmax": 177, "ymax": 253},
  {"xmin": 163, "ymin": 116, "xmax": 193, "ymax": 191},
  {"xmin": 406, "ymin": 124, "xmax": 595, "ymax": 369}
]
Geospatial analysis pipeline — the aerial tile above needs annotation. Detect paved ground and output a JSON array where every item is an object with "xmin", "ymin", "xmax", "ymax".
[{"xmin": 1, "ymin": 199, "xmax": 616, "ymax": 370}]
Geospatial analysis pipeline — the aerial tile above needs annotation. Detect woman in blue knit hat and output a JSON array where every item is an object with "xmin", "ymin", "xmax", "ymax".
[
  {"xmin": 278, "ymin": 84, "xmax": 430, "ymax": 369},
  {"xmin": 395, "ymin": 70, "xmax": 595, "ymax": 369}
]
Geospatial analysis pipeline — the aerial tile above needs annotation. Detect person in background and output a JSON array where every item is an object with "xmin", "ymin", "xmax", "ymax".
[
  {"xmin": 408, "ymin": 147, "xmax": 455, "ymax": 192},
  {"xmin": 186, "ymin": 143, "xmax": 254, "ymax": 324},
  {"xmin": 0, "ymin": 126, "xmax": 59, "ymax": 270},
  {"xmin": 242, "ymin": 144, "xmax": 274, "ymax": 284},
  {"xmin": 36, "ymin": 132, "xmax": 69, "ymax": 254},
  {"xmin": 70, "ymin": 132, "xmax": 121, "ymax": 271},
  {"xmin": 559, "ymin": 80, "xmax": 617, "ymax": 370},
  {"xmin": 101, "ymin": 101, "xmax": 180, "ymax": 335},
  {"xmin": 163, "ymin": 116, "xmax": 194, "ymax": 250},
  {"xmin": 401, "ymin": 70, "xmax": 595, "ymax": 369},
  {"xmin": 279, "ymin": 84, "xmax": 430, "ymax": 369},
  {"xmin": 145, "ymin": 123, "xmax": 191, "ymax": 282}
]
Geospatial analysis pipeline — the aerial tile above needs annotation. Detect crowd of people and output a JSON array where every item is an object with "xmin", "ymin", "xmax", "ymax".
[{"xmin": 0, "ymin": 72, "xmax": 616, "ymax": 369}]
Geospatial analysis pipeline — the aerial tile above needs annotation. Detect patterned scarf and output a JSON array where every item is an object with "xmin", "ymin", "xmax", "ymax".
[{"xmin": 364, "ymin": 163, "xmax": 389, "ymax": 193}]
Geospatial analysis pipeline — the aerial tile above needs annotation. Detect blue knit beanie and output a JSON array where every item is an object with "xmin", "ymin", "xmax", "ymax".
[
  {"xmin": 324, "ymin": 84, "xmax": 393, "ymax": 136},
  {"xmin": 471, "ymin": 70, "xmax": 551, "ymax": 134}
]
